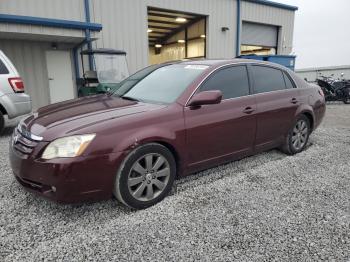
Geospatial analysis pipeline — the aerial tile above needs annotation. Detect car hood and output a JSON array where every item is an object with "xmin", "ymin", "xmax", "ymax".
[{"xmin": 21, "ymin": 95, "xmax": 165, "ymax": 141}]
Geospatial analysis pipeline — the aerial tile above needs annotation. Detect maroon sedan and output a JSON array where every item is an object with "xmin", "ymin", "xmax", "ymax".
[{"xmin": 9, "ymin": 59, "xmax": 326, "ymax": 209}]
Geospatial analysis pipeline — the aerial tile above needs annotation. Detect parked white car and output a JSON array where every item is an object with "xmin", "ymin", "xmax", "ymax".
[{"xmin": 0, "ymin": 50, "xmax": 32, "ymax": 134}]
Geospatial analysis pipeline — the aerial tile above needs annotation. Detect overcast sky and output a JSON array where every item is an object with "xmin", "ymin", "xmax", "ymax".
[{"xmin": 274, "ymin": 0, "xmax": 350, "ymax": 69}]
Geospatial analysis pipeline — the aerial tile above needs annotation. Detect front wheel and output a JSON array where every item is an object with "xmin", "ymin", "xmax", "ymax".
[
  {"xmin": 281, "ymin": 115, "xmax": 310, "ymax": 155},
  {"xmin": 114, "ymin": 143, "xmax": 176, "ymax": 209}
]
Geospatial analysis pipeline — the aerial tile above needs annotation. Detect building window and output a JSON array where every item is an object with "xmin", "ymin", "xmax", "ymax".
[{"xmin": 147, "ymin": 7, "xmax": 206, "ymax": 65}]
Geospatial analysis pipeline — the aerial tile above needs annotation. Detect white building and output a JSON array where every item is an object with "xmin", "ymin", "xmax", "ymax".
[
  {"xmin": 0, "ymin": 0, "xmax": 297, "ymax": 110},
  {"xmin": 296, "ymin": 65, "xmax": 350, "ymax": 82}
]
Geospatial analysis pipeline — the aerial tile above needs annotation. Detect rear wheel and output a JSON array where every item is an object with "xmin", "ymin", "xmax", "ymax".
[
  {"xmin": 343, "ymin": 89, "xmax": 350, "ymax": 104},
  {"xmin": 0, "ymin": 112, "xmax": 5, "ymax": 135},
  {"xmin": 281, "ymin": 115, "xmax": 310, "ymax": 155},
  {"xmin": 114, "ymin": 143, "xmax": 176, "ymax": 209}
]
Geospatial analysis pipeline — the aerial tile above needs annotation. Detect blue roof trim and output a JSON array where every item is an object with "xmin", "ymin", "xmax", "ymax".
[
  {"xmin": 244, "ymin": 0, "xmax": 298, "ymax": 11},
  {"xmin": 0, "ymin": 14, "xmax": 102, "ymax": 31}
]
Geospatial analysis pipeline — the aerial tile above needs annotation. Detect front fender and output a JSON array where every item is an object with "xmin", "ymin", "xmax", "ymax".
[
  {"xmin": 116, "ymin": 127, "xmax": 178, "ymax": 153},
  {"xmin": 111, "ymin": 126, "xmax": 185, "ymax": 174}
]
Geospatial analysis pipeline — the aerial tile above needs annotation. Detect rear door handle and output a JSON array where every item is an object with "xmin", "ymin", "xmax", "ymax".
[
  {"xmin": 243, "ymin": 106, "xmax": 255, "ymax": 114},
  {"xmin": 290, "ymin": 98, "xmax": 298, "ymax": 104}
]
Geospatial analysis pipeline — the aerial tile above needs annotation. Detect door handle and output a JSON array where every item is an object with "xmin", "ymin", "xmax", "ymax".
[
  {"xmin": 290, "ymin": 98, "xmax": 298, "ymax": 104},
  {"xmin": 243, "ymin": 106, "xmax": 255, "ymax": 114}
]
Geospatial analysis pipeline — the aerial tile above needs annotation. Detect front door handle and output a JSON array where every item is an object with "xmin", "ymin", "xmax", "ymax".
[
  {"xmin": 290, "ymin": 98, "xmax": 298, "ymax": 104},
  {"xmin": 243, "ymin": 106, "xmax": 255, "ymax": 114}
]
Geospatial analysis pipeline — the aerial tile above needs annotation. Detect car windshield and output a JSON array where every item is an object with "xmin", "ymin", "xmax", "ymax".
[{"xmin": 114, "ymin": 64, "xmax": 209, "ymax": 104}]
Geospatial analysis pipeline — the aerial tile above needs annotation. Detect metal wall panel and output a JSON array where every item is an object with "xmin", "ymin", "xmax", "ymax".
[
  {"xmin": 241, "ymin": 1, "xmax": 295, "ymax": 55},
  {"xmin": 0, "ymin": 40, "xmax": 50, "ymax": 110},
  {"xmin": 0, "ymin": 0, "xmax": 85, "ymax": 21},
  {"xmin": 242, "ymin": 22, "xmax": 278, "ymax": 47},
  {"xmin": 90, "ymin": 0, "xmax": 237, "ymax": 74}
]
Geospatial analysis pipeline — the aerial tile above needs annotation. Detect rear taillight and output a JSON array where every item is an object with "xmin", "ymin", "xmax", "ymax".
[
  {"xmin": 318, "ymin": 88, "xmax": 324, "ymax": 97},
  {"xmin": 8, "ymin": 77, "xmax": 24, "ymax": 93}
]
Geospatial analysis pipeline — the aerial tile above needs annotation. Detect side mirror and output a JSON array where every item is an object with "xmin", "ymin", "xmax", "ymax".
[{"xmin": 188, "ymin": 90, "xmax": 222, "ymax": 107}]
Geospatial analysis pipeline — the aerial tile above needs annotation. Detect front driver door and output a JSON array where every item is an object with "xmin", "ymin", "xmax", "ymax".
[{"xmin": 184, "ymin": 65, "xmax": 257, "ymax": 173}]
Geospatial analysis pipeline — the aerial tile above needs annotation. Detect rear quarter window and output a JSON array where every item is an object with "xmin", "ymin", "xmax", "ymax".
[
  {"xmin": 0, "ymin": 59, "xmax": 9, "ymax": 74},
  {"xmin": 252, "ymin": 66, "xmax": 286, "ymax": 94}
]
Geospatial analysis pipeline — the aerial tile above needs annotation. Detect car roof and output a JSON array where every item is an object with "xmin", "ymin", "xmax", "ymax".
[{"xmin": 161, "ymin": 58, "xmax": 289, "ymax": 70}]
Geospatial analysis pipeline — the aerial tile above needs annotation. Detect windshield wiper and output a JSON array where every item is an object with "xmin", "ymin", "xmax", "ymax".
[{"xmin": 121, "ymin": 96, "xmax": 140, "ymax": 102}]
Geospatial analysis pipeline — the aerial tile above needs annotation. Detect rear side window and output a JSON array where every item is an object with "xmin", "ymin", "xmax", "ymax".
[
  {"xmin": 200, "ymin": 65, "xmax": 250, "ymax": 99},
  {"xmin": 0, "ymin": 59, "xmax": 9, "ymax": 74},
  {"xmin": 252, "ymin": 66, "xmax": 285, "ymax": 94},
  {"xmin": 283, "ymin": 72, "xmax": 295, "ymax": 89}
]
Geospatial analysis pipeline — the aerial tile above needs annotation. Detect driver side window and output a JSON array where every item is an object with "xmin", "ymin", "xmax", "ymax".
[{"xmin": 200, "ymin": 65, "xmax": 250, "ymax": 99}]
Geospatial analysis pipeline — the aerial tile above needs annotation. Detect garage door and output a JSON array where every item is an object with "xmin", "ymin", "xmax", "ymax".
[{"xmin": 242, "ymin": 22, "xmax": 278, "ymax": 47}]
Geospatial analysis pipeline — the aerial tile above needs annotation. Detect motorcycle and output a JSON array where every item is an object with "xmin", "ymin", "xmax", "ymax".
[{"xmin": 316, "ymin": 74, "xmax": 350, "ymax": 104}]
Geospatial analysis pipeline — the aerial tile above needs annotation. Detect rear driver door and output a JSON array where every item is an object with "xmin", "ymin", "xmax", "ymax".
[{"xmin": 250, "ymin": 65, "xmax": 300, "ymax": 151}]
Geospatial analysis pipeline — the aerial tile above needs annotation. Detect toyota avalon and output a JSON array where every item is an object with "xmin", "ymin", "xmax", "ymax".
[{"xmin": 9, "ymin": 59, "xmax": 326, "ymax": 209}]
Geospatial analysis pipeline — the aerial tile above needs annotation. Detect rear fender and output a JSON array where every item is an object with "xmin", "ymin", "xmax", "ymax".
[
  {"xmin": 294, "ymin": 104, "xmax": 315, "ymax": 130},
  {"xmin": 0, "ymin": 96, "xmax": 10, "ymax": 116}
]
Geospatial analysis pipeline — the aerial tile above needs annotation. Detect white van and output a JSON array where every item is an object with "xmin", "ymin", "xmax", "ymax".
[{"xmin": 0, "ymin": 50, "xmax": 32, "ymax": 134}]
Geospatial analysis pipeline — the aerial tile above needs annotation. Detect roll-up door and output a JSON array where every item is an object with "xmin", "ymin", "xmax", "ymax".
[{"xmin": 242, "ymin": 22, "xmax": 278, "ymax": 47}]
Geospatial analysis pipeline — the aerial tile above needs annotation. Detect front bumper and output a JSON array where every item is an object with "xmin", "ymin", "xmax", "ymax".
[
  {"xmin": 0, "ymin": 93, "xmax": 32, "ymax": 119},
  {"xmin": 9, "ymin": 131, "xmax": 125, "ymax": 204}
]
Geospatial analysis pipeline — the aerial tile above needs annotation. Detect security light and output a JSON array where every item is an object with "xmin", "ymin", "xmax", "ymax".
[{"xmin": 177, "ymin": 40, "xmax": 185, "ymax": 43}]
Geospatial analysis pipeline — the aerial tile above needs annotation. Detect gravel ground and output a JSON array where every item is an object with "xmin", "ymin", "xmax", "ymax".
[{"xmin": 0, "ymin": 104, "xmax": 349, "ymax": 261}]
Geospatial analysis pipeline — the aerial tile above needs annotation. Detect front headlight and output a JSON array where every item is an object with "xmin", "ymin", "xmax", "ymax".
[{"xmin": 42, "ymin": 134, "xmax": 96, "ymax": 160}]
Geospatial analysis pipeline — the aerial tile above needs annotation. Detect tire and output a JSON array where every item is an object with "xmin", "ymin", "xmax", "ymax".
[
  {"xmin": 343, "ymin": 88, "xmax": 350, "ymax": 104},
  {"xmin": 281, "ymin": 115, "xmax": 310, "ymax": 155},
  {"xmin": 114, "ymin": 143, "xmax": 176, "ymax": 209},
  {"xmin": 0, "ymin": 112, "xmax": 5, "ymax": 135}
]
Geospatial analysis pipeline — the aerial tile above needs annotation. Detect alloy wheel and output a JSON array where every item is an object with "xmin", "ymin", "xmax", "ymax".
[
  {"xmin": 128, "ymin": 153, "xmax": 170, "ymax": 202},
  {"xmin": 291, "ymin": 119, "xmax": 308, "ymax": 151}
]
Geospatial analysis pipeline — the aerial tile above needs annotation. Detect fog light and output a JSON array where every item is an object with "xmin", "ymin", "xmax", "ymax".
[{"xmin": 51, "ymin": 186, "xmax": 56, "ymax": 192}]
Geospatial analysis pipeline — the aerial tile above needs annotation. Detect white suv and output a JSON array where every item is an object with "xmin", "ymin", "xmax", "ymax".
[{"xmin": 0, "ymin": 50, "xmax": 32, "ymax": 134}]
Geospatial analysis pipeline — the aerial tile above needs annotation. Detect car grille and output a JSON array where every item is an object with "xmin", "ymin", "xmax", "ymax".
[{"xmin": 12, "ymin": 129, "xmax": 38, "ymax": 158}]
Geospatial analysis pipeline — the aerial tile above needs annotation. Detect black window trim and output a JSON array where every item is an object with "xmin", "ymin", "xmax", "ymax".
[
  {"xmin": 195, "ymin": 64, "xmax": 252, "ymax": 102},
  {"xmin": 248, "ymin": 64, "xmax": 294, "ymax": 95},
  {"xmin": 185, "ymin": 62, "xmax": 297, "ymax": 107},
  {"xmin": 282, "ymin": 70, "xmax": 297, "ymax": 89}
]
